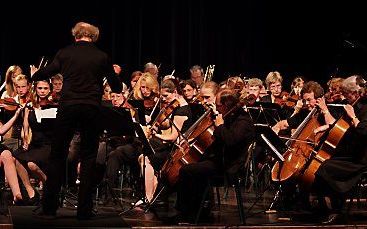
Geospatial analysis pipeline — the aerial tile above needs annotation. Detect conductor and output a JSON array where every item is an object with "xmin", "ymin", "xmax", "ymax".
[{"xmin": 30, "ymin": 21, "xmax": 122, "ymax": 219}]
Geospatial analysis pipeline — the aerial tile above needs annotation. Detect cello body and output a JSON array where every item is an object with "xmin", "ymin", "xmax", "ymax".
[
  {"xmin": 271, "ymin": 108, "xmax": 323, "ymax": 182},
  {"xmin": 300, "ymin": 117, "xmax": 351, "ymax": 189},
  {"xmin": 161, "ymin": 108, "xmax": 215, "ymax": 186}
]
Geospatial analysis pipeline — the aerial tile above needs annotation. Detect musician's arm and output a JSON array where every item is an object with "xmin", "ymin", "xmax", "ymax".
[
  {"xmin": 317, "ymin": 97, "xmax": 336, "ymax": 125},
  {"xmin": 214, "ymin": 115, "xmax": 254, "ymax": 147},
  {"xmin": 31, "ymin": 51, "xmax": 62, "ymax": 81},
  {"xmin": 154, "ymin": 115, "xmax": 187, "ymax": 142},
  {"xmin": 22, "ymin": 108, "xmax": 30, "ymax": 150},
  {"xmin": 0, "ymin": 108, "xmax": 22, "ymax": 135}
]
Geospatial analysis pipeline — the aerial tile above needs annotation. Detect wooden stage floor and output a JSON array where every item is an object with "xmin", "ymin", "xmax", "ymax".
[{"xmin": 0, "ymin": 183, "xmax": 367, "ymax": 228}]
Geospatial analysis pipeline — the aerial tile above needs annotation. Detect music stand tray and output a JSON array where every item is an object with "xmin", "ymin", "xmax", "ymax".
[
  {"xmin": 254, "ymin": 124, "xmax": 286, "ymax": 162},
  {"xmin": 99, "ymin": 106, "xmax": 135, "ymax": 136},
  {"xmin": 128, "ymin": 100, "xmax": 147, "ymax": 126},
  {"xmin": 132, "ymin": 122, "xmax": 155, "ymax": 157}
]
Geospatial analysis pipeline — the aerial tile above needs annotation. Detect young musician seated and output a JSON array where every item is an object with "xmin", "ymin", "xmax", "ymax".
[
  {"xmin": 0, "ymin": 105, "xmax": 36, "ymax": 205},
  {"xmin": 138, "ymin": 79, "xmax": 193, "ymax": 205},
  {"xmin": 174, "ymin": 89, "xmax": 255, "ymax": 223}
]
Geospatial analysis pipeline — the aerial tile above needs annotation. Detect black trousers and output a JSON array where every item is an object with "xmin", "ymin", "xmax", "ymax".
[
  {"xmin": 176, "ymin": 160, "xmax": 219, "ymax": 221},
  {"xmin": 105, "ymin": 143, "xmax": 140, "ymax": 188},
  {"xmin": 42, "ymin": 104, "xmax": 100, "ymax": 216}
]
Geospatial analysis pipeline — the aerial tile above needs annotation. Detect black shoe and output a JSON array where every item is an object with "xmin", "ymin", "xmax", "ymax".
[
  {"xmin": 321, "ymin": 213, "xmax": 346, "ymax": 224},
  {"xmin": 13, "ymin": 198, "xmax": 25, "ymax": 206},
  {"xmin": 27, "ymin": 191, "xmax": 40, "ymax": 206}
]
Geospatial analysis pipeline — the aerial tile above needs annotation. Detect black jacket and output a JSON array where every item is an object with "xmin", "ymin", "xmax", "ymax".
[{"xmin": 32, "ymin": 41, "xmax": 121, "ymax": 107}]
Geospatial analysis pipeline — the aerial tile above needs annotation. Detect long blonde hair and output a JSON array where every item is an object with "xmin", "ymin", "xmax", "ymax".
[
  {"xmin": 5, "ymin": 65, "xmax": 22, "ymax": 98},
  {"xmin": 133, "ymin": 72, "xmax": 159, "ymax": 100}
]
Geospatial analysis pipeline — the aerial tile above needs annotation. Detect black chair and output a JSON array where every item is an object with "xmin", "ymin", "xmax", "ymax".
[
  {"xmin": 194, "ymin": 142, "xmax": 255, "ymax": 225},
  {"xmin": 346, "ymin": 171, "xmax": 367, "ymax": 211}
]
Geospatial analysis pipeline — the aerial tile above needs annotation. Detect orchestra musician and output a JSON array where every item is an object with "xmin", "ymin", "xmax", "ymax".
[
  {"xmin": 179, "ymin": 79, "xmax": 197, "ymax": 103},
  {"xmin": 143, "ymin": 62, "xmax": 159, "ymax": 79},
  {"xmin": 132, "ymin": 72, "xmax": 160, "ymax": 124},
  {"xmin": 50, "ymin": 74, "xmax": 63, "ymax": 104},
  {"xmin": 175, "ymin": 89, "xmax": 255, "ymax": 224},
  {"xmin": 190, "ymin": 65, "xmax": 205, "ymax": 91},
  {"xmin": 200, "ymin": 81, "xmax": 219, "ymax": 107},
  {"xmin": 0, "ymin": 65, "xmax": 23, "ymax": 99},
  {"xmin": 13, "ymin": 80, "xmax": 57, "ymax": 206},
  {"xmin": 313, "ymin": 75, "xmax": 367, "ymax": 224},
  {"xmin": 2, "ymin": 74, "xmax": 32, "ymax": 152},
  {"xmin": 271, "ymin": 81, "xmax": 328, "ymax": 210},
  {"xmin": 138, "ymin": 79, "xmax": 193, "ymax": 205}
]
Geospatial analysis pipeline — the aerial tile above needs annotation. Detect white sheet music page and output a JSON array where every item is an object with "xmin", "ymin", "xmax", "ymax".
[{"xmin": 34, "ymin": 108, "xmax": 58, "ymax": 123}]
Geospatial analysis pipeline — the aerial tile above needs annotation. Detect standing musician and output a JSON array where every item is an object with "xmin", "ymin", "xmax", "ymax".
[
  {"xmin": 138, "ymin": 79, "xmax": 193, "ymax": 204},
  {"xmin": 313, "ymin": 75, "xmax": 367, "ymax": 224},
  {"xmin": 175, "ymin": 89, "xmax": 255, "ymax": 223},
  {"xmin": 30, "ymin": 21, "xmax": 122, "ymax": 220}
]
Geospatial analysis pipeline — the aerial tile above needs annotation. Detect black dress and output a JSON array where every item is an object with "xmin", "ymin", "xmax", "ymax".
[{"xmin": 13, "ymin": 106, "xmax": 56, "ymax": 170}]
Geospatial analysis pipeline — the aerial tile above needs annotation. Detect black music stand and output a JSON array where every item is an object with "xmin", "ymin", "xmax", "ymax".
[
  {"xmin": 246, "ymin": 124, "xmax": 287, "ymax": 216},
  {"xmin": 246, "ymin": 102, "xmax": 282, "ymax": 126},
  {"xmin": 128, "ymin": 100, "xmax": 146, "ymax": 126},
  {"xmin": 97, "ymin": 106, "xmax": 135, "ymax": 211},
  {"xmin": 120, "ymin": 121, "xmax": 157, "ymax": 214}
]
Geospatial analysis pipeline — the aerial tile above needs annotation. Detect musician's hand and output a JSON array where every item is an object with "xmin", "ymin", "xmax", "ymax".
[
  {"xmin": 214, "ymin": 114, "xmax": 224, "ymax": 127},
  {"xmin": 316, "ymin": 97, "xmax": 328, "ymax": 112},
  {"xmin": 344, "ymin": 104, "xmax": 356, "ymax": 119},
  {"xmin": 29, "ymin": 65, "xmax": 39, "ymax": 77},
  {"xmin": 113, "ymin": 64, "xmax": 122, "ymax": 75},
  {"xmin": 295, "ymin": 100, "xmax": 303, "ymax": 110},
  {"xmin": 313, "ymin": 124, "xmax": 329, "ymax": 135},
  {"xmin": 22, "ymin": 143, "xmax": 29, "ymax": 151}
]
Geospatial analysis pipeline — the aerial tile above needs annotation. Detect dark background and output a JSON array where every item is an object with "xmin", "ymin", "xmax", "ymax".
[{"xmin": 1, "ymin": 0, "xmax": 366, "ymax": 89}]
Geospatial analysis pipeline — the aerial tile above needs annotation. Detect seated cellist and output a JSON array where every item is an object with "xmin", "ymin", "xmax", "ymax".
[{"xmin": 313, "ymin": 75, "xmax": 367, "ymax": 224}]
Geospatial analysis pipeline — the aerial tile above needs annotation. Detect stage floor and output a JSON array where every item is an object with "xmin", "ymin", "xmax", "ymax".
[{"xmin": 0, "ymin": 184, "xmax": 367, "ymax": 228}]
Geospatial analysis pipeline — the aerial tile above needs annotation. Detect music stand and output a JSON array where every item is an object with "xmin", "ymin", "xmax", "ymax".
[
  {"xmin": 245, "ymin": 102, "xmax": 282, "ymax": 126},
  {"xmin": 99, "ymin": 106, "xmax": 135, "ymax": 136},
  {"xmin": 246, "ymin": 124, "xmax": 286, "ymax": 216},
  {"xmin": 120, "ymin": 121, "xmax": 156, "ymax": 214},
  {"xmin": 128, "ymin": 100, "xmax": 146, "ymax": 126},
  {"xmin": 97, "ymin": 106, "xmax": 135, "ymax": 211}
]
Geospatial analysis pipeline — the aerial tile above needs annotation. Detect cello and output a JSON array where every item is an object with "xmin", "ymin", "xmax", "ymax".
[
  {"xmin": 271, "ymin": 107, "xmax": 324, "ymax": 182},
  {"xmin": 161, "ymin": 98, "xmax": 247, "ymax": 186},
  {"xmin": 299, "ymin": 96, "xmax": 361, "ymax": 189}
]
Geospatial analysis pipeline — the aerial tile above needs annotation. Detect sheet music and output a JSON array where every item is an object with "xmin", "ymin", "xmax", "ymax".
[{"xmin": 34, "ymin": 108, "xmax": 57, "ymax": 123}]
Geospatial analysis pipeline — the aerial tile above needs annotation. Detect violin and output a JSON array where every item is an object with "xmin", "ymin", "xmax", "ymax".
[
  {"xmin": 274, "ymin": 91, "xmax": 299, "ymax": 107},
  {"xmin": 324, "ymin": 92, "xmax": 343, "ymax": 103},
  {"xmin": 0, "ymin": 98, "xmax": 21, "ymax": 111},
  {"xmin": 150, "ymin": 99, "xmax": 180, "ymax": 133}
]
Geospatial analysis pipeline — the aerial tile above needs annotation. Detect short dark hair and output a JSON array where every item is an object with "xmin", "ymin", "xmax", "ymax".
[
  {"xmin": 301, "ymin": 81, "xmax": 324, "ymax": 98},
  {"xmin": 217, "ymin": 89, "xmax": 239, "ymax": 110}
]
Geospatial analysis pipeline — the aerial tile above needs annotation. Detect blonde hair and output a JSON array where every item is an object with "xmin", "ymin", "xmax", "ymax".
[
  {"xmin": 265, "ymin": 71, "xmax": 283, "ymax": 89},
  {"xmin": 200, "ymin": 81, "xmax": 219, "ymax": 95},
  {"xmin": 72, "ymin": 22, "xmax": 99, "ymax": 42},
  {"xmin": 133, "ymin": 72, "xmax": 159, "ymax": 100},
  {"xmin": 5, "ymin": 65, "xmax": 22, "ymax": 98}
]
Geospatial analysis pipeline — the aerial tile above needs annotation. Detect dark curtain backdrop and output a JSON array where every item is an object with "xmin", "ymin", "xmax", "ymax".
[{"xmin": 1, "ymin": 0, "xmax": 366, "ymax": 88}]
